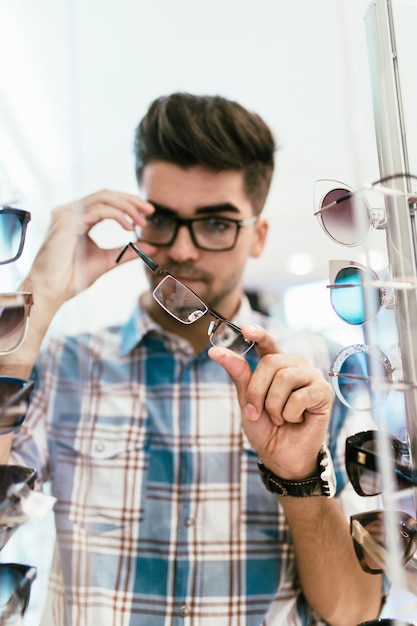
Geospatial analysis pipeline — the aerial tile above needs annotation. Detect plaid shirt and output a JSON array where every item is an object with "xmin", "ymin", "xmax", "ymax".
[{"xmin": 11, "ymin": 297, "xmax": 350, "ymax": 626}]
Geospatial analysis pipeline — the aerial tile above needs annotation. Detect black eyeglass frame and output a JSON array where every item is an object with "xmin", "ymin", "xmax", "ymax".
[
  {"xmin": 345, "ymin": 430, "xmax": 417, "ymax": 497},
  {"xmin": 133, "ymin": 208, "xmax": 259, "ymax": 252},
  {"xmin": 0, "ymin": 207, "xmax": 31, "ymax": 265},
  {"xmin": 116, "ymin": 242, "xmax": 255, "ymax": 356},
  {"xmin": 350, "ymin": 509, "xmax": 417, "ymax": 575}
]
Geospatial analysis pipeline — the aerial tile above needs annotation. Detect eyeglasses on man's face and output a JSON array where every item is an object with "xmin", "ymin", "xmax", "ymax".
[
  {"xmin": 133, "ymin": 204, "xmax": 259, "ymax": 251},
  {"xmin": 0, "ymin": 207, "xmax": 31, "ymax": 265},
  {"xmin": 314, "ymin": 173, "xmax": 417, "ymax": 247},
  {"xmin": 116, "ymin": 242, "xmax": 255, "ymax": 356},
  {"xmin": 345, "ymin": 430, "xmax": 417, "ymax": 497}
]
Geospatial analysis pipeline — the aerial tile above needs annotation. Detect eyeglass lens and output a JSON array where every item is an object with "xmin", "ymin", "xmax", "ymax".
[
  {"xmin": 153, "ymin": 275, "xmax": 208, "ymax": 323},
  {"xmin": 0, "ymin": 378, "xmax": 33, "ymax": 434},
  {"xmin": 330, "ymin": 266, "xmax": 381, "ymax": 325},
  {"xmin": 0, "ymin": 294, "xmax": 32, "ymax": 355},
  {"xmin": 0, "ymin": 209, "xmax": 29, "ymax": 265},
  {"xmin": 351, "ymin": 510, "xmax": 417, "ymax": 574},
  {"xmin": 136, "ymin": 211, "xmax": 242, "ymax": 251},
  {"xmin": 319, "ymin": 188, "xmax": 370, "ymax": 246},
  {"xmin": 346, "ymin": 431, "xmax": 413, "ymax": 497},
  {"xmin": 331, "ymin": 349, "xmax": 390, "ymax": 411},
  {"xmin": 0, "ymin": 466, "xmax": 37, "ymax": 550},
  {"xmin": 0, "ymin": 563, "xmax": 36, "ymax": 617}
]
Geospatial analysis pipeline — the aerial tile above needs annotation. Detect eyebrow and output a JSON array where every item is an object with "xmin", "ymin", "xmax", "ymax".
[{"xmin": 148, "ymin": 201, "xmax": 241, "ymax": 216}]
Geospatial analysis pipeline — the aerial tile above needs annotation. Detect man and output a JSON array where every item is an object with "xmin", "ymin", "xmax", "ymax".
[{"xmin": 0, "ymin": 93, "xmax": 382, "ymax": 625}]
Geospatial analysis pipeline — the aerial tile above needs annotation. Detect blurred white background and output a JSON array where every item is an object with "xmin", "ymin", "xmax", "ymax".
[{"xmin": 1, "ymin": 0, "xmax": 417, "ymax": 623}]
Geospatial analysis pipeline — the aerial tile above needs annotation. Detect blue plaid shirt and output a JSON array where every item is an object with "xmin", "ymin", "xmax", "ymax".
[{"xmin": 11, "ymin": 297, "xmax": 351, "ymax": 626}]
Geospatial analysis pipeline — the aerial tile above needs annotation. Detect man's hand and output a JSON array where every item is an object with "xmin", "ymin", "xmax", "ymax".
[
  {"xmin": 21, "ymin": 189, "xmax": 154, "ymax": 312},
  {"xmin": 208, "ymin": 324, "xmax": 334, "ymax": 480}
]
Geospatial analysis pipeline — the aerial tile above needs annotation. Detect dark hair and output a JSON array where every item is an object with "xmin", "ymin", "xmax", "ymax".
[{"xmin": 134, "ymin": 92, "xmax": 276, "ymax": 213}]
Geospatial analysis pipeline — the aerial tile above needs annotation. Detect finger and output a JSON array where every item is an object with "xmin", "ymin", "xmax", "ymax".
[
  {"xmin": 80, "ymin": 190, "xmax": 154, "ymax": 228},
  {"xmin": 240, "ymin": 324, "xmax": 282, "ymax": 358},
  {"xmin": 264, "ymin": 368, "xmax": 333, "ymax": 425},
  {"xmin": 208, "ymin": 346, "xmax": 252, "ymax": 407},
  {"xmin": 244, "ymin": 353, "xmax": 310, "ymax": 423}
]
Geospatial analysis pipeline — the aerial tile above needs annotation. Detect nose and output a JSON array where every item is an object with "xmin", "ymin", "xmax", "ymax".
[{"xmin": 168, "ymin": 223, "xmax": 200, "ymax": 262}]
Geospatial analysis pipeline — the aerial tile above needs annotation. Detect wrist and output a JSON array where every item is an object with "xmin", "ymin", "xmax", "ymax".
[{"xmin": 258, "ymin": 445, "xmax": 336, "ymax": 498}]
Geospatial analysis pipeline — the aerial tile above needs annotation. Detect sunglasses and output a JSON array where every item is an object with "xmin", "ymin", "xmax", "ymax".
[
  {"xmin": 0, "ymin": 377, "xmax": 34, "ymax": 434},
  {"xmin": 345, "ymin": 430, "xmax": 417, "ymax": 497},
  {"xmin": 0, "ymin": 562, "xmax": 37, "ymax": 622},
  {"xmin": 0, "ymin": 292, "xmax": 33, "ymax": 355},
  {"xmin": 314, "ymin": 173, "xmax": 417, "ymax": 247},
  {"xmin": 0, "ymin": 465, "xmax": 37, "ymax": 550},
  {"xmin": 329, "ymin": 343, "xmax": 414, "ymax": 411},
  {"xmin": 357, "ymin": 617, "xmax": 413, "ymax": 626},
  {"xmin": 0, "ymin": 207, "xmax": 31, "ymax": 265},
  {"xmin": 350, "ymin": 509, "xmax": 417, "ymax": 575},
  {"xmin": 327, "ymin": 260, "xmax": 417, "ymax": 325},
  {"xmin": 116, "ymin": 242, "xmax": 255, "ymax": 356}
]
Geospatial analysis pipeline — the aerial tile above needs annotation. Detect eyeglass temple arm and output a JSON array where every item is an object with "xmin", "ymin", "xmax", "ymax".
[{"xmin": 115, "ymin": 242, "xmax": 160, "ymax": 273}]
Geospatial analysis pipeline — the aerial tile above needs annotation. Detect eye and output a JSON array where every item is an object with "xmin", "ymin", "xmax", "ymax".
[
  {"xmin": 201, "ymin": 217, "xmax": 235, "ymax": 233},
  {"xmin": 145, "ymin": 211, "xmax": 176, "ymax": 230}
]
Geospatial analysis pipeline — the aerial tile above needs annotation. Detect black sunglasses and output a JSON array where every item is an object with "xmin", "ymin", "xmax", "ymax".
[
  {"xmin": 357, "ymin": 617, "xmax": 413, "ymax": 626},
  {"xmin": 0, "ymin": 207, "xmax": 31, "ymax": 265},
  {"xmin": 0, "ymin": 562, "xmax": 37, "ymax": 622},
  {"xmin": 345, "ymin": 430, "xmax": 417, "ymax": 497},
  {"xmin": 0, "ymin": 465, "xmax": 37, "ymax": 551},
  {"xmin": 0, "ymin": 377, "xmax": 34, "ymax": 434},
  {"xmin": 116, "ymin": 242, "xmax": 255, "ymax": 356},
  {"xmin": 350, "ymin": 509, "xmax": 417, "ymax": 575}
]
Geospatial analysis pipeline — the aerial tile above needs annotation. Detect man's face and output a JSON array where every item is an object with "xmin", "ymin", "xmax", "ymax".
[{"xmin": 139, "ymin": 162, "xmax": 268, "ymax": 317}]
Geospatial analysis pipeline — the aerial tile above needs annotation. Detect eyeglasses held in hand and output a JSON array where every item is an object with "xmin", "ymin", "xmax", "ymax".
[
  {"xmin": 0, "ymin": 465, "xmax": 37, "ymax": 551},
  {"xmin": 327, "ymin": 260, "xmax": 417, "ymax": 325},
  {"xmin": 350, "ymin": 509, "xmax": 417, "ymax": 575},
  {"xmin": 329, "ymin": 343, "xmax": 415, "ymax": 411},
  {"xmin": 0, "ymin": 292, "xmax": 33, "ymax": 355},
  {"xmin": 133, "ymin": 204, "xmax": 259, "ymax": 252},
  {"xmin": 0, "ymin": 377, "xmax": 34, "ymax": 434},
  {"xmin": 314, "ymin": 173, "xmax": 417, "ymax": 247},
  {"xmin": 116, "ymin": 242, "xmax": 255, "ymax": 355},
  {"xmin": 345, "ymin": 430, "xmax": 417, "ymax": 497},
  {"xmin": 0, "ymin": 207, "xmax": 31, "ymax": 265},
  {"xmin": 0, "ymin": 563, "xmax": 37, "ymax": 623}
]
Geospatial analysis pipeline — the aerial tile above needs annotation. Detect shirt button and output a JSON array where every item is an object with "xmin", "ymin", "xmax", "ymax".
[
  {"xmin": 94, "ymin": 441, "xmax": 105, "ymax": 453},
  {"xmin": 183, "ymin": 516, "xmax": 194, "ymax": 527},
  {"xmin": 178, "ymin": 604, "xmax": 190, "ymax": 617}
]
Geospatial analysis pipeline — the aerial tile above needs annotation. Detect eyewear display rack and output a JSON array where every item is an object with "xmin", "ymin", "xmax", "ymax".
[{"xmin": 364, "ymin": 0, "xmax": 417, "ymax": 513}]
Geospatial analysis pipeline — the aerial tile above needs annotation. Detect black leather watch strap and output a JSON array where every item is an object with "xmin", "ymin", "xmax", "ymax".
[{"xmin": 257, "ymin": 445, "xmax": 336, "ymax": 498}]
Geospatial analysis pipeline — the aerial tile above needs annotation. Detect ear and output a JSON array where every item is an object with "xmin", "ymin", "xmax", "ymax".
[{"xmin": 250, "ymin": 218, "xmax": 269, "ymax": 258}]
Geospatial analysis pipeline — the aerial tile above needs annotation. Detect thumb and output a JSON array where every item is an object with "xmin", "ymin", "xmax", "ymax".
[{"xmin": 208, "ymin": 346, "xmax": 251, "ymax": 406}]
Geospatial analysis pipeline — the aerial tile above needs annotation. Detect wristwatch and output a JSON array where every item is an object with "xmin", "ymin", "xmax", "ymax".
[{"xmin": 257, "ymin": 444, "xmax": 336, "ymax": 498}]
